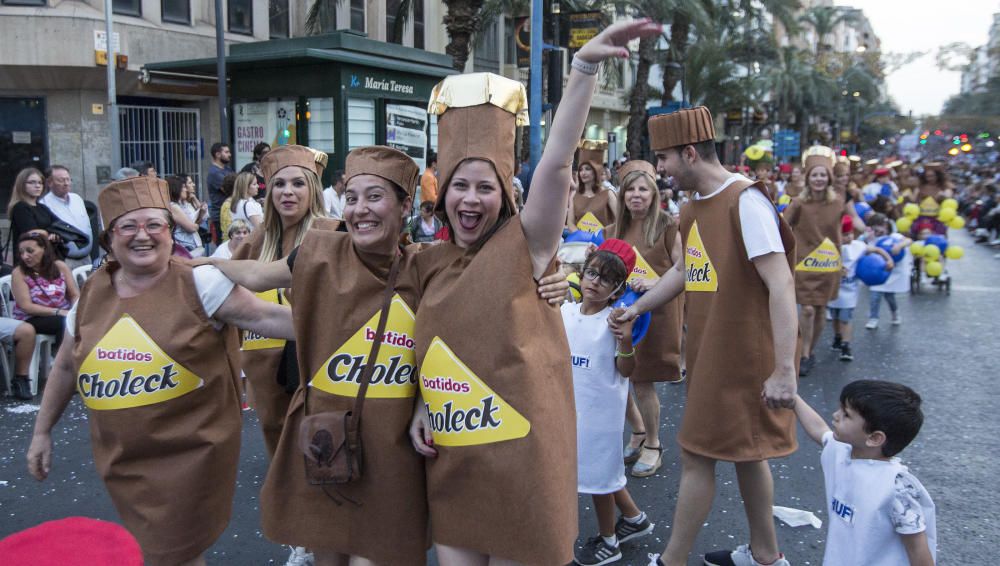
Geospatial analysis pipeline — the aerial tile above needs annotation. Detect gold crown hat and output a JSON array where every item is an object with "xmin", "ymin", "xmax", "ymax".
[
  {"xmin": 577, "ymin": 139, "xmax": 608, "ymax": 183},
  {"xmin": 617, "ymin": 159, "xmax": 657, "ymax": 185},
  {"xmin": 427, "ymin": 72, "xmax": 528, "ymax": 210},
  {"xmin": 647, "ymin": 106, "xmax": 716, "ymax": 151},
  {"xmin": 98, "ymin": 175, "xmax": 171, "ymax": 226},
  {"xmin": 260, "ymin": 144, "xmax": 329, "ymax": 181},
  {"xmin": 344, "ymin": 146, "xmax": 421, "ymax": 199},
  {"xmin": 801, "ymin": 145, "xmax": 836, "ymax": 177}
]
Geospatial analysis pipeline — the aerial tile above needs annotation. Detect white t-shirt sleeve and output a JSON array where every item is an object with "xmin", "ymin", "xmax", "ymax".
[
  {"xmin": 65, "ymin": 266, "xmax": 235, "ymax": 337},
  {"xmin": 246, "ymin": 199, "xmax": 263, "ymax": 219},
  {"xmin": 891, "ymin": 471, "xmax": 929, "ymax": 535},
  {"xmin": 738, "ymin": 188, "xmax": 785, "ymax": 260}
]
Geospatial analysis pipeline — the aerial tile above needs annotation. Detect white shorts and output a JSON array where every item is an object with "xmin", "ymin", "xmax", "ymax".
[{"xmin": 0, "ymin": 317, "xmax": 24, "ymax": 342}]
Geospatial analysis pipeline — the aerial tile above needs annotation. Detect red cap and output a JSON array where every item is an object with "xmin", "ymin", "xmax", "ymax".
[
  {"xmin": 778, "ymin": 163, "xmax": 792, "ymax": 173},
  {"xmin": 841, "ymin": 214, "xmax": 854, "ymax": 234},
  {"xmin": 873, "ymin": 167, "xmax": 890, "ymax": 177},
  {"xmin": 596, "ymin": 238, "xmax": 637, "ymax": 274}
]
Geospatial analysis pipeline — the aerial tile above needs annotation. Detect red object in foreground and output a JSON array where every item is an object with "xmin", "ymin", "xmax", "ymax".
[{"xmin": 0, "ymin": 517, "xmax": 143, "ymax": 566}]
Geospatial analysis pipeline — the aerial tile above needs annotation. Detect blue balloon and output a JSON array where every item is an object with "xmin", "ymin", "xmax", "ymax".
[
  {"xmin": 563, "ymin": 229, "xmax": 604, "ymax": 245},
  {"xmin": 925, "ymin": 234, "xmax": 948, "ymax": 254},
  {"xmin": 879, "ymin": 183, "xmax": 893, "ymax": 197},
  {"xmin": 875, "ymin": 235, "xmax": 904, "ymax": 262},
  {"xmin": 856, "ymin": 254, "xmax": 890, "ymax": 286},
  {"xmin": 613, "ymin": 288, "xmax": 651, "ymax": 345},
  {"xmin": 855, "ymin": 201, "xmax": 872, "ymax": 219},
  {"xmin": 777, "ymin": 203, "xmax": 788, "ymax": 213}
]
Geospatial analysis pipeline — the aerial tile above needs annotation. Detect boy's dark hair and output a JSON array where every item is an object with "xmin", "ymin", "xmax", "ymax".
[
  {"xmin": 583, "ymin": 250, "xmax": 628, "ymax": 302},
  {"xmin": 252, "ymin": 142, "xmax": 271, "ymax": 161},
  {"xmin": 867, "ymin": 212, "xmax": 890, "ymax": 229},
  {"xmin": 221, "ymin": 173, "xmax": 237, "ymax": 197},
  {"xmin": 840, "ymin": 380, "xmax": 923, "ymax": 457},
  {"xmin": 210, "ymin": 142, "xmax": 229, "ymax": 159}
]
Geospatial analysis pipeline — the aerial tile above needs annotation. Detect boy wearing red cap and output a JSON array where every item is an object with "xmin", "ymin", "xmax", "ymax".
[
  {"xmin": 618, "ymin": 106, "xmax": 798, "ymax": 566},
  {"xmin": 562, "ymin": 240, "xmax": 654, "ymax": 565}
]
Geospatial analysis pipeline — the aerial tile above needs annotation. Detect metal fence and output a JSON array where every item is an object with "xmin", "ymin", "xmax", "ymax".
[{"xmin": 119, "ymin": 106, "xmax": 203, "ymax": 192}]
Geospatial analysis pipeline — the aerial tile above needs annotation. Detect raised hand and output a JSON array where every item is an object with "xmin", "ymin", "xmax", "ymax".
[{"xmin": 574, "ymin": 19, "xmax": 663, "ymax": 64}]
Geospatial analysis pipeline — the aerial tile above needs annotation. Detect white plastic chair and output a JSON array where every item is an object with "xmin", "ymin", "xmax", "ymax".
[
  {"xmin": 72, "ymin": 264, "xmax": 93, "ymax": 290},
  {"xmin": 0, "ymin": 274, "xmax": 57, "ymax": 397}
]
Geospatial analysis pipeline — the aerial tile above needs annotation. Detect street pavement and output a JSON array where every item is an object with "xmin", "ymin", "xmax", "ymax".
[{"xmin": 1, "ymin": 229, "xmax": 996, "ymax": 565}]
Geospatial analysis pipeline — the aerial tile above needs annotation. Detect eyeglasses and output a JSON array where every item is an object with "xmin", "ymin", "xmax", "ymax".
[
  {"xmin": 113, "ymin": 220, "xmax": 169, "ymax": 236},
  {"xmin": 582, "ymin": 267, "xmax": 620, "ymax": 288}
]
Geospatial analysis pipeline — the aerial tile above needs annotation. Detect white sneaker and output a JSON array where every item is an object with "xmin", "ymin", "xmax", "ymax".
[
  {"xmin": 703, "ymin": 544, "xmax": 790, "ymax": 566},
  {"xmin": 286, "ymin": 546, "xmax": 314, "ymax": 566},
  {"xmin": 648, "ymin": 553, "xmax": 665, "ymax": 566},
  {"xmin": 891, "ymin": 313, "xmax": 902, "ymax": 325},
  {"xmin": 865, "ymin": 318, "xmax": 879, "ymax": 330}
]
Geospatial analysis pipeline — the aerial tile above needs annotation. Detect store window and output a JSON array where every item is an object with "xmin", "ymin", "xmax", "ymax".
[
  {"xmin": 413, "ymin": 0, "xmax": 425, "ymax": 49},
  {"xmin": 112, "ymin": 0, "xmax": 140, "ymax": 17},
  {"xmin": 350, "ymin": 0, "xmax": 365, "ymax": 33},
  {"xmin": 347, "ymin": 98, "xmax": 376, "ymax": 150},
  {"xmin": 233, "ymin": 99, "xmax": 297, "ymax": 170},
  {"xmin": 162, "ymin": 0, "xmax": 190, "ymax": 25},
  {"xmin": 228, "ymin": 0, "xmax": 253, "ymax": 35},
  {"xmin": 474, "ymin": 20, "xmax": 500, "ymax": 73},
  {"xmin": 386, "ymin": 0, "xmax": 403, "ymax": 44},
  {"xmin": 269, "ymin": 0, "xmax": 289, "ymax": 39},
  {"xmin": 307, "ymin": 98, "xmax": 335, "ymax": 155}
]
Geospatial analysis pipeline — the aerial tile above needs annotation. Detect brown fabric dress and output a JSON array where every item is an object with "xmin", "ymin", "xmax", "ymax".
[
  {"xmin": 413, "ymin": 218, "xmax": 577, "ymax": 565},
  {"xmin": 678, "ymin": 181, "xmax": 798, "ymax": 462},
  {"xmin": 260, "ymin": 230, "xmax": 428, "ymax": 564},
  {"xmin": 785, "ymin": 197, "xmax": 843, "ymax": 305},
  {"xmin": 608, "ymin": 215, "xmax": 684, "ymax": 382},
  {"xmin": 573, "ymin": 189, "xmax": 616, "ymax": 228},
  {"xmin": 231, "ymin": 222, "xmax": 302, "ymax": 456},
  {"xmin": 73, "ymin": 259, "xmax": 242, "ymax": 564}
]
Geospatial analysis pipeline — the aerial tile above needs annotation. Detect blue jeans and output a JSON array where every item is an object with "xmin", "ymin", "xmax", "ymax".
[{"xmin": 869, "ymin": 291, "xmax": 897, "ymax": 319}]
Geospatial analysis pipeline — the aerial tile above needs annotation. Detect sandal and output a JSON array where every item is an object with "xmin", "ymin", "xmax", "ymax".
[
  {"xmin": 631, "ymin": 445, "xmax": 663, "ymax": 478},
  {"xmin": 623, "ymin": 432, "xmax": 645, "ymax": 464}
]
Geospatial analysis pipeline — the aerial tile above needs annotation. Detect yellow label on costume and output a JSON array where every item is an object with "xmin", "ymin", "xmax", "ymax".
[
  {"xmin": 419, "ymin": 337, "xmax": 530, "ymax": 446},
  {"xmin": 684, "ymin": 221, "xmax": 718, "ymax": 292},
  {"xmin": 796, "ymin": 237, "xmax": 842, "ymax": 272},
  {"xmin": 77, "ymin": 315, "xmax": 203, "ymax": 410},
  {"xmin": 242, "ymin": 289, "xmax": 286, "ymax": 351},
  {"xmin": 309, "ymin": 295, "xmax": 418, "ymax": 399},
  {"xmin": 627, "ymin": 247, "xmax": 658, "ymax": 284},
  {"xmin": 919, "ymin": 196, "xmax": 940, "ymax": 217},
  {"xmin": 576, "ymin": 211, "xmax": 604, "ymax": 234}
]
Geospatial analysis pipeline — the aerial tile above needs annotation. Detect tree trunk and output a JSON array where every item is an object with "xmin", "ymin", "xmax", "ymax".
[
  {"xmin": 661, "ymin": 12, "xmax": 690, "ymax": 105},
  {"xmin": 444, "ymin": 0, "xmax": 484, "ymax": 72},
  {"xmin": 627, "ymin": 35, "xmax": 656, "ymax": 159}
]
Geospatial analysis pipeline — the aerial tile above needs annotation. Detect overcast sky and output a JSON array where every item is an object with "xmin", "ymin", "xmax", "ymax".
[{"xmin": 834, "ymin": 0, "xmax": 999, "ymax": 116}]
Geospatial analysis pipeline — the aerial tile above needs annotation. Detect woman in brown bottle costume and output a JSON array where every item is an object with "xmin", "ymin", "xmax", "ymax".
[
  {"xmin": 568, "ymin": 140, "xmax": 617, "ymax": 231},
  {"xmin": 408, "ymin": 20, "xmax": 662, "ymax": 566},
  {"xmin": 27, "ymin": 176, "xmax": 294, "ymax": 566}
]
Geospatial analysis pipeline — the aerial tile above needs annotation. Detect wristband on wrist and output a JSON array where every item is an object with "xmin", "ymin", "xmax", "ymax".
[
  {"xmin": 616, "ymin": 346, "xmax": 636, "ymax": 358},
  {"xmin": 571, "ymin": 55, "xmax": 600, "ymax": 76}
]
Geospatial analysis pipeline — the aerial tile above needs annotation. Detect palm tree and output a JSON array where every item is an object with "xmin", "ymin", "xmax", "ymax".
[
  {"xmin": 799, "ymin": 5, "xmax": 857, "ymax": 61},
  {"xmin": 443, "ymin": 0, "xmax": 487, "ymax": 71},
  {"xmin": 626, "ymin": 34, "xmax": 657, "ymax": 157}
]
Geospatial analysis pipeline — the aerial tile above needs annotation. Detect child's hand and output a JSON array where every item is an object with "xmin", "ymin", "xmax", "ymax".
[
  {"xmin": 608, "ymin": 308, "xmax": 635, "ymax": 342},
  {"xmin": 630, "ymin": 277, "xmax": 658, "ymax": 293},
  {"xmin": 885, "ymin": 258, "xmax": 895, "ymax": 271}
]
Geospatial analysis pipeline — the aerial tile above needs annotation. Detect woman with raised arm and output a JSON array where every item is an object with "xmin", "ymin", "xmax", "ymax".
[
  {"xmin": 407, "ymin": 20, "xmax": 662, "ymax": 566},
  {"xmin": 26, "ymin": 176, "xmax": 293, "ymax": 566}
]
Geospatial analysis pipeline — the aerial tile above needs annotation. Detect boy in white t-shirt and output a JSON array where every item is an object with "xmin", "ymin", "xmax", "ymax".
[
  {"xmin": 794, "ymin": 381, "xmax": 936, "ymax": 566},
  {"xmin": 829, "ymin": 216, "xmax": 894, "ymax": 361}
]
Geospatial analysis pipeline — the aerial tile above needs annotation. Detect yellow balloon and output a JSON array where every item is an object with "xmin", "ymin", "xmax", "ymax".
[
  {"xmin": 922, "ymin": 245, "xmax": 941, "ymax": 261},
  {"xmin": 903, "ymin": 203, "xmax": 920, "ymax": 219},
  {"xmin": 938, "ymin": 208, "xmax": 956, "ymax": 223},
  {"xmin": 567, "ymin": 272, "xmax": 582, "ymax": 302},
  {"xmin": 895, "ymin": 216, "xmax": 913, "ymax": 234},
  {"xmin": 941, "ymin": 198, "xmax": 959, "ymax": 210},
  {"xmin": 945, "ymin": 245, "xmax": 965, "ymax": 260},
  {"xmin": 909, "ymin": 241, "xmax": 924, "ymax": 256},
  {"xmin": 924, "ymin": 261, "xmax": 943, "ymax": 277},
  {"xmin": 949, "ymin": 216, "xmax": 966, "ymax": 230},
  {"xmin": 778, "ymin": 194, "xmax": 791, "ymax": 205},
  {"xmin": 745, "ymin": 146, "xmax": 765, "ymax": 160}
]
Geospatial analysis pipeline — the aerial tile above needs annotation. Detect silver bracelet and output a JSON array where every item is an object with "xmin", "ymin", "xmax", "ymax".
[{"xmin": 571, "ymin": 55, "xmax": 600, "ymax": 76}]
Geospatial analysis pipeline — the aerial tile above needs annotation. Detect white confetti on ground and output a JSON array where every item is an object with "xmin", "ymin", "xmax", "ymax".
[
  {"xmin": 0, "ymin": 480, "xmax": 8, "ymax": 486},
  {"xmin": 5, "ymin": 404, "xmax": 40, "ymax": 414}
]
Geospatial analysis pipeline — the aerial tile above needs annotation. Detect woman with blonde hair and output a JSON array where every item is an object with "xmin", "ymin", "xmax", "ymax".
[
  {"xmin": 607, "ymin": 159, "xmax": 683, "ymax": 479},
  {"xmin": 229, "ymin": 171, "xmax": 264, "ymax": 231},
  {"xmin": 784, "ymin": 147, "xmax": 856, "ymax": 376}
]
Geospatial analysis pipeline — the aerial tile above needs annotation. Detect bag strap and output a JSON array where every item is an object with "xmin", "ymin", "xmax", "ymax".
[{"xmin": 349, "ymin": 251, "xmax": 401, "ymax": 430}]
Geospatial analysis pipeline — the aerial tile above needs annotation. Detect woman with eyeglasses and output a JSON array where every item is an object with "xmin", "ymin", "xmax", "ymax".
[
  {"xmin": 26, "ymin": 175, "xmax": 293, "ymax": 566},
  {"xmin": 7, "ymin": 167, "xmax": 58, "ymax": 253}
]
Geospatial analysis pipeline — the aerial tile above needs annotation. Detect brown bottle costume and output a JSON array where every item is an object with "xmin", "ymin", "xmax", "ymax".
[
  {"xmin": 73, "ymin": 259, "xmax": 242, "ymax": 564},
  {"xmin": 608, "ymin": 214, "xmax": 683, "ymax": 382},
  {"xmin": 678, "ymin": 179, "xmax": 798, "ymax": 462},
  {"xmin": 260, "ymin": 230, "xmax": 429, "ymax": 564},
  {"xmin": 573, "ymin": 188, "xmax": 616, "ymax": 227},
  {"xmin": 784, "ymin": 196, "xmax": 844, "ymax": 306}
]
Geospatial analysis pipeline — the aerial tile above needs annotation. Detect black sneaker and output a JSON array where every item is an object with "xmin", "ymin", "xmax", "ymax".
[
  {"xmin": 575, "ymin": 536, "xmax": 622, "ymax": 566},
  {"xmin": 10, "ymin": 377, "xmax": 33, "ymax": 401},
  {"xmin": 615, "ymin": 514, "xmax": 654, "ymax": 543},
  {"xmin": 798, "ymin": 355, "xmax": 815, "ymax": 377},
  {"xmin": 831, "ymin": 334, "xmax": 842, "ymax": 351},
  {"xmin": 839, "ymin": 343, "xmax": 854, "ymax": 361}
]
